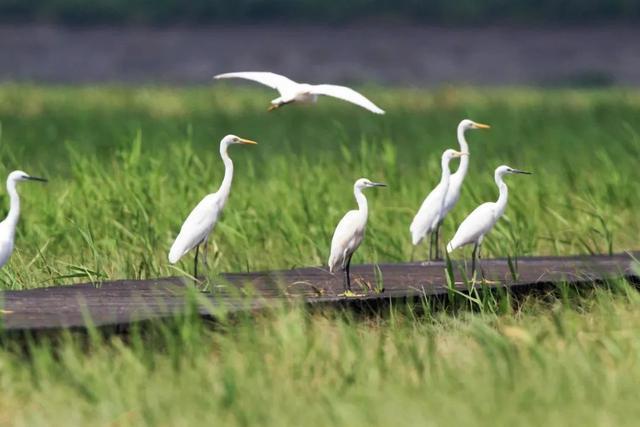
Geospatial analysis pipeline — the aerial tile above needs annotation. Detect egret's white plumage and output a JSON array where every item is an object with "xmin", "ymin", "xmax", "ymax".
[
  {"xmin": 442, "ymin": 119, "xmax": 491, "ymax": 216},
  {"xmin": 0, "ymin": 170, "xmax": 47, "ymax": 269},
  {"xmin": 409, "ymin": 149, "xmax": 467, "ymax": 256},
  {"xmin": 447, "ymin": 165, "xmax": 531, "ymax": 277},
  {"xmin": 168, "ymin": 135, "xmax": 257, "ymax": 275},
  {"xmin": 214, "ymin": 71, "xmax": 385, "ymax": 114},
  {"xmin": 328, "ymin": 178, "xmax": 386, "ymax": 292}
]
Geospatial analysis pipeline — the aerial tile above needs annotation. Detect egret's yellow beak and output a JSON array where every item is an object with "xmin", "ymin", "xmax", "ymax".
[
  {"xmin": 473, "ymin": 122, "xmax": 491, "ymax": 129},
  {"xmin": 267, "ymin": 104, "xmax": 279, "ymax": 112},
  {"xmin": 238, "ymin": 137, "xmax": 258, "ymax": 145}
]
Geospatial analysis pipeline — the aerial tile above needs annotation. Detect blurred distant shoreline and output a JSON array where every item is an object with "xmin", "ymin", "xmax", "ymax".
[{"xmin": 0, "ymin": 24, "xmax": 638, "ymax": 86}]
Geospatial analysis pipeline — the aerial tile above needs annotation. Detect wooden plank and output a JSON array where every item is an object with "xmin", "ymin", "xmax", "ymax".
[{"xmin": 0, "ymin": 252, "xmax": 637, "ymax": 331}]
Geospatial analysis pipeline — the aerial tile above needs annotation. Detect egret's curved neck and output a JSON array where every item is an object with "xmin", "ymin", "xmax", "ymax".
[
  {"xmin": 5, "ymin": 178, "xmax": 20, "ymax": 230},
  {"xmin": 452, "ymin": 124, "xmax": 469, "ymax": 178},
  {"xmin": 440, "ymin": 155, "xmax": 452, "ymax": 184},
  {"xmin": 494, "ymin": 172, "xmax": 508, "ymax": 216},
  {"xmin": 354, "ymin": 185, "xmax": 368, "ymax": 217},
  {"xmin": 218, "ymin": 143, "xmax": 234, "ymax": 199}
]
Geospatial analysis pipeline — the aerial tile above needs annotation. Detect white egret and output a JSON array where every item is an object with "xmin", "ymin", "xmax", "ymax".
[
  {"xmin": 214, "ymin": 71, "xmax": 385, "ymax": 114},
  {"xmin": 328, "ymin": 178, "xmax": 386, "ymax": 294},
  {"xmin": 0, "ymin": 171, "xmax": 47, "ymax": 269},
  {"xmin": 446, "ymin": 165, "xmax": 531, "ymax": 280},
  {"xmin": 433, "ymin": 119, "xmax": 490, "ymax": 258},
  {"xmin": 410, "ymin": 149, "xmax": 467, "ymax": 260},
  {"xmin": 168, "ymin": 134, "xmax": 257, "ymax": 277}
]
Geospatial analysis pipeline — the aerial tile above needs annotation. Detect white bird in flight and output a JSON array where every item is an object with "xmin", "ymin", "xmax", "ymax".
[
  {"xmin": 447, "ymin": 165, "xmax": 531, "ymax": 280},
  {"xmin": 168, "ymin": 134, "xmax": 257, "ymax": 277},
  {"xmin": 0, "ymin": 171, "xmax": 47, "ymax": 269},
  {"xmin": 328, "ymin": 178, "xmax": 386, "ymax": 294},
  {"xmin": 410, "ymin": 149, "xmax": 467, "ymax": 260},
  {"xmin": 433, "ymin": 119, "xmax": 491, "ymax": 258},
  {"xmin": 214, "ymin": 71, "xmax": 385, "ymax": 114}
]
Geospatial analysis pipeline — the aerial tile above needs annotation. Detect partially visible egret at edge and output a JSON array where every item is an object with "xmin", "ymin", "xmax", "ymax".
[
  {"xmin": 446, "ymin": 165, "xmax": 531, "ymax": 281},
  {"xmin": 410, "ymin": 149, "xmax": 467, "ymax": 260},
  {"xmin": 0, "ymin": 171, "xmax": 47, "ymax": 269},
  {"xmin": 214, "ymin": 71, "xmax": 385, "ymax": 114},
  {"xmin": 328, "ymin": 178, "xmax": 386, "ymax": 295},
  {"xmin": 168, "ymin": 134, "xmax": 257, "ymax": 278}
]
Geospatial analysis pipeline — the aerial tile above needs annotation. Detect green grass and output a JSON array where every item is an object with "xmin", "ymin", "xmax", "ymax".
[{"xmin": 0, "ymin": 85, "xmax": 639, "ymax": 425}]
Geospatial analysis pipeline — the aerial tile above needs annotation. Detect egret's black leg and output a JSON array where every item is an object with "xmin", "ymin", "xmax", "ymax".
[
  {"xmin": 435, "ymin": 225, "xmax": 441, "ymax": 260},
  {"xmin": 193, "ymin": 244, "xmax": 200, "ymax": 279},
  {"xmin": 471, "ymin": 242, "xmax": 478, "ymax": 281},
  {"xmin": 203, "ymin": 239, "xmax": 210, "ymax": 273},
  {"xmin": 478, "ymin": 244, "xmax": 486, "ymax": 280},
  {"xmin": 344, "ymin": 254, "xmax": 353, "ymax": 291},
  {"xmin": 428, "ymin": 233, "xmax": 434, "ymax": 261}
]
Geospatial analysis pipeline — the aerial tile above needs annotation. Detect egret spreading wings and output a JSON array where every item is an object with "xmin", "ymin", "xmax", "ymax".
[{"xmin": 214, "ymin": 71, "xmax": 385, "ymax": 114}]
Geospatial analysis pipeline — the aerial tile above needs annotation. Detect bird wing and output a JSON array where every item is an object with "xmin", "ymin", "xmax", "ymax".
[
  {"xmin": 309, "ymin": 85, "xmax": 385, "ymax": 114},
  {"xmin": 168, "ymin": 193, "xmax": 223, "ymax": 263},
  {"xmin": 328, "ymin": 210, "xmax": 364, "ymax": 272},
  {"xmin": 447, "ymin": 202, "xmax": 496, "ymax": 251},
  {"xmin": 214, "ymin": 72, "xmax": 297, "ymax": 93},
  {"xmin": 409, "ymin": 182, "xmax": 446, "ymax": 245}
]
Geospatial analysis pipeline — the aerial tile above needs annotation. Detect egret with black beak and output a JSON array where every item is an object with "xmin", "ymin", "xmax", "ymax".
[
  {"xmin": 0, "ymin": 170, "xmax": 47, "ymax": 269},
  {"xmin": 447, "ymin": 165, "xmax": 532, "ymax": 281},
  {"xmin": 328, "ymin": 178, "xmax": 386, "ymax": 295}
]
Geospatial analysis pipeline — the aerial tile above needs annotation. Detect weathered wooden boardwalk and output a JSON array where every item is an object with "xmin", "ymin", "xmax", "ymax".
[{"xmin": 0, "ymin": 253, "xmax": 637, "ymax": 331}]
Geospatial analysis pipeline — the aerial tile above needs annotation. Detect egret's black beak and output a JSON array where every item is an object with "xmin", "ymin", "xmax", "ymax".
[
  {"xmin": 26, "ymin": 176, "xmax": 48, "ymax": 182},
  {"xmin": 512, "ymin": 169, "xmax": 532, "ymax": 175},
  {"xmin": 371, "ymin": 182, "xmax": 387, "ymax": 187}
]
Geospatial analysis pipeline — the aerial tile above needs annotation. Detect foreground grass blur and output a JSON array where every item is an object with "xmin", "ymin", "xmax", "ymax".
[
  {"xmin": 0, "ymin": 85, "xmax": 638, "ymax": 425},
  {"xmin": 0, "ymin": 84, "xmax": 638, "ymax": 288},
  {"xmin": 1, "ymin": 283, "xmax": 640, "ymax": 426}
]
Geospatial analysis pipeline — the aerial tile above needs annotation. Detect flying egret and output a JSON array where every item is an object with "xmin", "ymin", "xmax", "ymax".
[
  {"xmin": 446, "ymin": 165, "xmax": 531, "ymax": 280},
  {"xmin": 168, "ymin": 134, "xmax": 257, "ymax": 278},
  {"xmin": 328, "ymin": 178, "xmax": 386, "ymax": 294},
  {"xmin": 410, "ymin": 149, "xmax": 468, "ymax": 260},
  {"xmin": 214, "ymin": 71, "xmax": 385, "ymax": 114},
  {"xmin": 432, "ymin": 119, "xmax": 490, "ymax": 259},
  {"xmin": 0, "ymin": 171, "xmax": 47, "ymax": 269}
]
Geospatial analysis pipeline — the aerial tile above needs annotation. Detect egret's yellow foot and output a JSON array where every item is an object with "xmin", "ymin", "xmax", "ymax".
[
  {"xmin": 267, "ymin": 104, "xmax": 279, "ymax": 111},
  {"xmin": 339, "ymin": 290, "xmax": 365, "ymax": 298}
]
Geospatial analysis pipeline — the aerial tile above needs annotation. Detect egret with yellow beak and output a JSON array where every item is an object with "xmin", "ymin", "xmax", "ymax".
[{"xmin": 168, "ymin": 134, "xmax": 257, "ymax": 277}]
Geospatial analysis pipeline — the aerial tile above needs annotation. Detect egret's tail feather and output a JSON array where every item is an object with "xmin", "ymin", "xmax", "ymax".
[
  {"xmin": 446, "ymin": 242, "xmax": 455, "ymax": 253},
  {"xmin": 168, "ymin": 244, "xmax": 184, "ymax": 264}
]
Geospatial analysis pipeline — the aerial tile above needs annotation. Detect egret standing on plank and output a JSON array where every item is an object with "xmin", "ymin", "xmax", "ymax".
[
  {"xmin": 410, "ymin": 149, "xmax": 468, "ymax": 260},
  {"xmin": 446, "ymin": 165, "xmax": 531, "ymax": 280},
  {"xmin": 434, "ymin": 119, "xmax": 490, "ymax": 258},
  {"xmin": 168, "ymin": 134, "xmax": 257, "ymax": 278},
  {"xmin": 328, "ymin": 178, "xmax": 386, "ymax": 294},
  {"xmin": 214, "ymin": 71, "xmax": 385, "ymax": 114},
  {"xmin": 0, "ymin": 171, "xmax": 47, "ymax": 269}
]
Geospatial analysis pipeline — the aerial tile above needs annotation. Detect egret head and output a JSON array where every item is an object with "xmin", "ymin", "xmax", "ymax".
[
  {"xmin": 459, "ymin": 119, "xmax": 491, "ymax": 131},
  {"xmin": 442, "ymin": 149, "xmax": 468, "ymax": 161},
  {"xmin": 355, "ymin": 178, "xmax": 387, "ymax": 190},
  {"xmin": 220, "ymin": 134, "xmax": 258, "ymax": 149},
  {"xmin": 8, "ymin": 170, "xmax": 47, "ymax": 184},
  {"xmin": 496, "ymin": 165, "xmax": 532, "ymax": 177}
]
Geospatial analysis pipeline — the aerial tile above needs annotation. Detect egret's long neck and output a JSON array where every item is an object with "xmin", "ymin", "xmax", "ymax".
[
  {"xmin": 5, "ymin": 178, "xmax": 20, "ymax": 231},
  {"xmin": 452, "ymin": 124, "xmax": 469, "ymax": 178},
  {"xmin": 354, "ymin": 185, "xmax": 368, "ymax": 217},
  {"xmin": 495, "ymin": 172, "xmax": 509, "ymax": 217},
  {"xmin": 440, "ymin": 155, "xmax": 452, "ymax": 185},
  {"xmin": 218, "ymin": 143, "xmax": 234, "ymax": 199}
]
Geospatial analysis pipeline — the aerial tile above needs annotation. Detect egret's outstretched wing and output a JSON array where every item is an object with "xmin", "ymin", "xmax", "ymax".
[
  {"xmin": 447, "ymin": 202, "xmax": 496, "ymax": 252},
  {"xmin": 168, "ymin": 194, "xmax": 223, "ymax": 264},
  {"xmin": 310, "ymin": 85, "xmax": 385, "ymax": 114},
  {"xmin": 328, "ymin": 210, "xmax": 363, "ymax": 272},
  {"xmin": 214, "ymin": 72, "xmax": 297, "ymax": 92}
]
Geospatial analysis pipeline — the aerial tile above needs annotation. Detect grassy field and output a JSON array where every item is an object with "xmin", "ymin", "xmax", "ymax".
[{"xmin": 0, "ymin": 85, "xmax": 639, "ymax": 425}]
